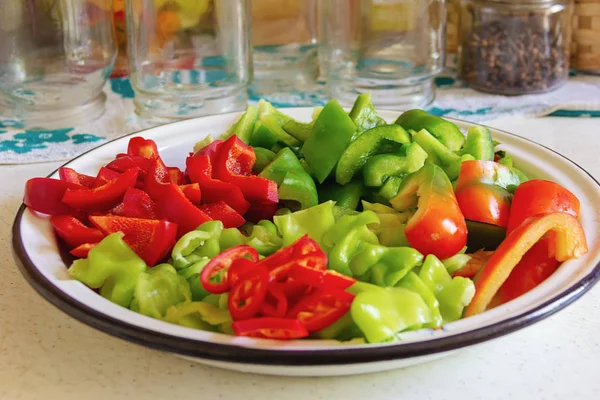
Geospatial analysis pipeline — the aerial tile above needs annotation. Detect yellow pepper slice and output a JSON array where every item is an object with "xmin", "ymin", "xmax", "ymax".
[{"xmin": 464, "ymin": 212, "xmax": 588, "ymax": 317}]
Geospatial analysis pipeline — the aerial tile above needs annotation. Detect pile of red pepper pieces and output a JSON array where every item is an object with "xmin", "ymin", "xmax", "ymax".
[{"xmin": 23, "ymin": 135, "xmax": 279, "ymax": 266}]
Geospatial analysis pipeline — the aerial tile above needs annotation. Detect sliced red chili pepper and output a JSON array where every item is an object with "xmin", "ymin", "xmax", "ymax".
[
  {"xmin": 228, "ymin": 264, "xmax": 269, "ymax": 321},
  {"xmin": 200, "ymin": 245, "xmax": 259, "ymax": 294},
  {"xmin": 186, "ymin": 153, "xmax": 250, "ymax": 215},
  {"xmin": 244, "ymin": 202, "xmax": 279, "ymax": 224},
  {"xmin": 89, "ymin": 215, "xmax": 178, "ymax": 266},
  {"xmin": 92, "ymin": 167, "xmax": 121, "ymax": 188},
  {"xmin": 69, "ymin": 242, "xmax": 98, "ymax": 258},
  {"xmin": 167, "ymin": 167, "xmax": 186, "ymax": 185},
  {"xmin": 127, "ymin": 136, "xmax": 159, "ymax": 160},
  {"xmin": 232, "ymin": 317, "xmax": 309, "ymax": 339},
  {"xmin": 258, "ymin": 235, "xmax": 327, "ymax": 281},
  {"xmin": 199, "ymin": 201, "xmax": 245, "ymax": 228},
  {"xmin": 287, "ymin": 267, "xmax": 356, "ymax": 291},
  {"xmin": 62, "ymin": 167, "xmax": 140, "ymax": 211},
  {"xmin": 227, "ymin": 258, "xmax": 257, "ymax": 287},
  {"xmin": 144, "ymin": 157, "xmax": 171, "ymax": 201},
  {"xmin": 287, "ymin": 289, "xmax": 355, "ymax": 332},
  {"xmin": 322, "ymin": 270, "xmax": 357, "ymax": 290},
  {"xmin": 24, "ymin": 178, "xmax": 82, "ymax": 215},
  {"xmin": 111, "ymin": 187, "xmax": 156, "ymax": 219},
  {"xmin": 50, "ymin": 215, "xmax": 105, "ymax": 248},
  {"xmin": 179, "ymin": 183, "xmax": 201, "ymax": 206},
  {"xmin": 261, "ymin": 284, "xmax": 289, "ymax": 318},
  {"xmin": 155, "ymin": 183, "xmax": 212, "ymax": 237},
  {"xmin": 214, "ymin": 136, "xmax": 278, "ymax": 204},
  {"xmin": 106, "ymin": 155, "xmax": 151, "ymax": 176},
  {"xmin": 277, "ymin": 280, "xmax": 312, "ymax": 306},
  {"xmin": 58, "ymin": 167, "xmax": 95, "ymax": 188}
]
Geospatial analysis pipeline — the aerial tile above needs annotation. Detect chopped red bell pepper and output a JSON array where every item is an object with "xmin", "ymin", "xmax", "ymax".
[
  {"xmin": 111, "ymin": 187, "xmax": 156, "ymax": 219},
  {"xmin": 465, "ymin": 212, "xmax": 588, "ymax": 317},
  {"xmin": 213, "ymin": 136, "xmax": 278, "ymax": 204},
  {"xmin": 69, "ymin": 242, "xmax": 98, "ymax": 258},
  {"xmin": 167, "ymin": 167, "xmax": 187, "ymax": 185},
  {"xmin": 92, "ymin": 167, "xmax": 121, "ymax": 188},
  {"xmin": 62, "ymin": 167, "xmax": 140, "ymax": 211},
  {"xmin": 89, "ymin": 215, "xmax": 178, "ymax": 266},
  {"xmin": 58, "ymin": 167, "xmax": 95, "ymax": 188},
  {"xmin": 180, "ymin": 183, "xmax": 201, "ymax": 206},
  {"xmin": 244, "ymin": 202, "xmax": 279, "ymax": 224},
  {"xmin": 106, "ymin": 155, "xmax": 151, "ymax": 176},
  {"xmin": 24, "ymin": 178, "xmax": 82, "ymax": 215},
  {"xmin": 144, "ymin": 157, "xmax": 171, "ymax": 201},
  {"xmin": 198, "ymin": 201, "xmax": 245, "ymax": 228},
  {"xmin": 50, "ymin": 215, "xmax": 105, "ymax": 248},
  {"xmin": 155, "ymin": 183, "xmax": 212, "ymax": 237},
  {"xmin": 127, "ymin": 136, "xmax": 159, "ymax": 160},
  {"xmin": 186, "ymin": 153, "xmax": 250, "ymax": 215},
  {"xmin": 200, "ymin": 245, "xmax": 259, "ymax": 294}
]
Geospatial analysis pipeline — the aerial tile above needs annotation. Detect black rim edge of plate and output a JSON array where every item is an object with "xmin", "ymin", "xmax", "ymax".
[{"xmin": 10, "ymin": 115, "xmax": 600, "ymax": 367}]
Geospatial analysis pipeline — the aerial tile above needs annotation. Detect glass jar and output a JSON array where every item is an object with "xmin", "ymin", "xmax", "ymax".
[
  {"xmin": 459, "ymin": 0, "xmax": 573, "ymax": 95},
  {"xmin": 322, "ymin": 0, "xmax": 447, "ymax": 109}
]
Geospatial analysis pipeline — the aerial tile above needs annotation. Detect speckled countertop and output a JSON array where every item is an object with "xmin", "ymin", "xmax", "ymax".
[{"xmin": 1, "ymin": 116, "xmax": 599, "ymax": 400}]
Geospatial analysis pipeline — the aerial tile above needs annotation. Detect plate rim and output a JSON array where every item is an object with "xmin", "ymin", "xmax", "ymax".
[{"xmin": 11, "ymin": 110, "xmax": 600, "ymax": 366}]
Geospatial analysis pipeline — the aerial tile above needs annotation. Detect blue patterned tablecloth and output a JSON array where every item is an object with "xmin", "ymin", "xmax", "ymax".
[{"xmin": 2, "ymin": 67, "xmax": 600, "ymax": 164}]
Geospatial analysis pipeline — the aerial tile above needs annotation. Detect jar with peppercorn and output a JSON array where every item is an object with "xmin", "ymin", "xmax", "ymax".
[{"xmin": 459, "ymin": 0, "xmax": 573, "ymax": 95}]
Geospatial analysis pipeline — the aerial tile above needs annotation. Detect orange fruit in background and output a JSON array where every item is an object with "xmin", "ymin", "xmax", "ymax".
[{"xmin": 156, "ymin": 10, "xmax": 181, "ymax": 38}]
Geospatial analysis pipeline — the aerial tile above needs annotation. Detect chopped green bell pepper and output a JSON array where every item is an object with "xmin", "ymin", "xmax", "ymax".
[
  {"xmin": 226, "ymin": 105, "xmax": 259, "ymax": 144},
  {"xmin": 130, "ymin": 264, "xmax": 192, "ymax": 319},
  {"xmin": 362, "ymin": 200, "xmax": 411, "ymax": 247},
  {"xmin": 318, "ymin": 180, "xmax": 365, "ymax": 212},
  {"xmin": 411, "ymin": 128, "xmax": 474, "ymax": 180},
  {"xmin": 348, "ymin": 93, "xmax": 386, "ymax": 138},
  {"xmin": 68, "ymin": 233, "xmax": 147, "ymax": 308},
  {"xmin": 163, "ymin": 301, "xmax": 231, "ymax": 330},
  {"xmin": 259, "ymin": 147, "xmax": 318, "ymax": 210},
  {"xmin": 171, "ymin": 221, "xmax": 224, "ymax": 269},
  {"xmin": 273, "ymin": 201, "xmax": 336, "ymax": 248},
  {"xmin": 336, "ymin": 124, "xmax": 411, "ymax": 185},
  {"xmin": 395, "ymin": 109, "xmax": 465, "ymax": 152},
  {"xmin": 419, "ymin": 255, "xmax": 475, "ymax": 322},
  {"xmin": 193, "ymin": 135, "xmax": 214, "ymax": 154},
  {"xmin": 302, "ymin": 99, "xmax": 357, "ymax": 183},
  {"xmin": 252, "ymin": 147, "xmax": 277, "ymax": 173},
  {"xmin": 377, "ymin": 176, "xmax": 403, "ymax": 202},
  {"xmin": 351, "ymin": 286, "xmax": 433, "ymax": 343},
  {"xmin": 251, "ymin": 115, "xmax": 302, "ymax": 149},
  {"xmin": 245, "ymin": 221, "xmax": 283, "ymax": 255},
  {"xmin": 396, "ymin": 271, "xmax": 443, "ymax": 328},
  {"xmin": 219, "ymin": 227, "xmax": 246, "ymax": 250},
  {"xmin": 178, "ymin": 258, "xmax": 211, "ymax": 301},
  {"xmin": 459, "ymin": 125, "xmax": 494, "ymax": 161},
  {"xmin": 315, "ymin": 312, "xmax": 364, "ymax": 341},
  {"xmin": 349, "ymin": 242, "xmax": 423, "ymax": 286},
  {"xmin": 362, "ymin": 142, "xmax": 428, "ymax": 187}
]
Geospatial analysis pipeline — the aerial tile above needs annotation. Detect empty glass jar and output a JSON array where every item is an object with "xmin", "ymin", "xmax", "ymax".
[{"xmin": 459, "ymin": 0, "xmax": 573, "ymax": 95}]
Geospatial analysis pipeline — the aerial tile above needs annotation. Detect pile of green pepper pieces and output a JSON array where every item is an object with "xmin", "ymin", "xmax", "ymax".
[{"xmin": 67, "ymin": 94, "xmax": 527, "ymax": 343}]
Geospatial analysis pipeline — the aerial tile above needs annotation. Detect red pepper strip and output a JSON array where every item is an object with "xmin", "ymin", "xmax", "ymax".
[
  {"xmin": 167, "ymin": 167, "xmax": 187, "ymax": 185},
  {"xmin": 244, "ymin": 202, "xmax": 279, "ymax": 224},
  {"xmin": 106, "ymin": 155, "xmax": 151, "ymax": 177},
  {"xmin": 58, "ymin": 167, "xmax": 95, "ymax": 188},
  {"xmin": 214, "ymin": 135, "xmax": 278, "ymax": 204},
  {"xmin": 127, "ymin": 136, "xmax": 159, "ymax": 160},
  {"xmin": 92, "ymin": 167, "xmax": 121, "ymax": 188},
  {"xmin": 200, "ymin": 245, "xmax": 259, "ymax": 294},
  {"xmin": 288, "ymin": 266, "xmax": 357, "ymax": 290},
  {"xmin": 62, "ymin": 167, "xmax": 140, "ymax": 211},
  {"xmin": 287, "ymin": 289, "xmax": 355, "ymax": 332},
  {"xmin": 199, "ymin": 201, "xmax": 245, "ymax": 228},
  {"xmin": 116, "ymin": 153, "xmax": 128, "ymax": 158},
  {"xmin": 24, "ymin": 178, "xmax": 83, "ymax": 215},
  {"xmin": 144, "ymin": 157, "xmax": 171, "ymax": 201},
  {"xmin": 464, "ymin": 212, "xmax": 588, "ymax": 317},
  {"xmin": 257, "ymin": 235, "xmax": 327, "ymax": 281},
  {"xmin": 186, "ymin": 153, "xmax": 250, "ymax": 215},
  {"xmin": 69, "ymin": 242, "xmax": 98, "ymax": 258},
  {"xmin": 111, "ymin": 187, "xmax": 156, "ymax": 219},
  {"xmin": 232, "ymin": 317, "xmax": 309, "ymax": 339},
  {"xmin": 155, "ymin": 183, "xmax": 212, "ymax": 238},
  {"xmin": 261, "ymin": 284, "xmax": 289, "ymax": 318},
  {"xmin": 228, "ymin": 264, "xmax": 269, "ymax": 321},
  {"xmin": 179, "ymin": 183, "xmax": 202, "ymax": 206},
  {"xmin": 89, "ymin": 215, "xmax": 178, "ymax": 266},
  {"xmin": 50, "ymin": 215, "xmax": 105, "ymax": 248}
]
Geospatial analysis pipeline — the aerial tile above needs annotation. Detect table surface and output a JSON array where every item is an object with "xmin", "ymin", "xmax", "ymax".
[{"xmin": 1, "ymin": 116, "xmax": 599, "ymax": 400}]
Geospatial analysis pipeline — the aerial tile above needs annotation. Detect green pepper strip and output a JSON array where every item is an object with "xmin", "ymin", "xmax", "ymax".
[
  {"xmin": 458, "ymin": 125, "xmax": 494, "ymax": 161},
  {"xmin": 363, "ymin": 142, "xmax": 428, "ymax": 188},
  {"xmin": 318, "ymin": 180, "xmax": 365, "ymax": 212},
  {"xmin": 273, "ymin": 201, "xmax": 336, "ymax": 248},
  {"xmin": 348, "ymin": 93, "xmax": 386, "ymax": 138},
  {"xmin": 395, "ymin": 109, "xmax": 465, "ymax": 152},
  {"xmin": 336, "ymin": 124, "xmax": 411, "ymax": 185},
  {"xmin": 226, "ymin": 105, "xmax": 259, "ymax": 144}
]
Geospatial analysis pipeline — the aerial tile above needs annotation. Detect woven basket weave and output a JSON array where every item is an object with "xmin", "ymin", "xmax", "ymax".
[{"xmin": 572, "ymin": 0, "xmax": 600, "ymax": 72}]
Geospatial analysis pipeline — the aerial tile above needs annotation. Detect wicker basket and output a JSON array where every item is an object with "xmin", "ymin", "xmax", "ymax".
[
  {"xmin": 572, "ymin": 0, "xmax": 600, "ymax": 72},
  {"xmin": 447, "ymin": 0, "xmax": 460, "ymax": 54}
]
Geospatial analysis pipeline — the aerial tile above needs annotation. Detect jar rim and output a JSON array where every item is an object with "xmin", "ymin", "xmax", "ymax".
[{"xmin": 474, "ymin": 0, "xmax": 569, "ymax": 4}]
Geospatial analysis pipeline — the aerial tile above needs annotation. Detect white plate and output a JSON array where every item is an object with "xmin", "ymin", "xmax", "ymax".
[{"xmin": 12, "ymin": 109, "xmax": 600, "ymax": 377}]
